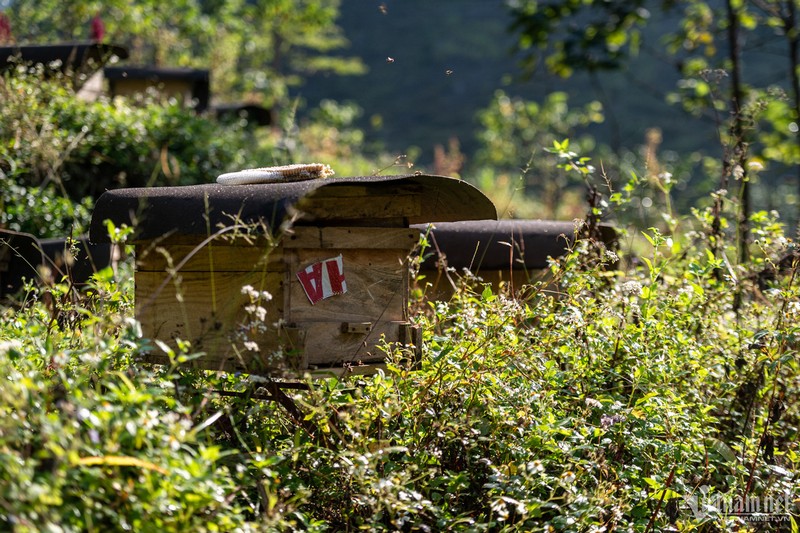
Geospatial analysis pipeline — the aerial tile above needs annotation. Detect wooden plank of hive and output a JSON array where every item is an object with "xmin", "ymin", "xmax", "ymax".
[
  {"xmin": 300, "ymin": 320, "xmax": 406, "ymax": 366},
  {"xmin": 282, "ymin": 227, "xmax": 418, "ymax": 367},
  {"xmin": 283, "ymin": 227, "xmax": 419, "ymax": 250},
  {"xmin": 299, "ymin": 188, "xmax": 421, "ymax": 221},
  {"xmin": 135, "ymin": 238, "xmax": 287, "ymax": 371},
  {"xmin": 284, "ymin": 248, "xmax": 408, "ymax": 323},
  {"xmin": 135, "ymin": 226, "xmax": 420, "ymax": 372},
  {"xmin": 136, "ymin": 239, "xmax": 282, "ymax": 272}
]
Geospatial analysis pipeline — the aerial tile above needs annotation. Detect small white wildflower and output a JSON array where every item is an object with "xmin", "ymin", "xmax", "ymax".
[
  {"xmin": 601, "ymin": 414, "xmax": 625, "ymax": 429},
  {"xmin": 620, "ymin": 280, "xmax": 642, "ymax": 297},
  {"xmin": 52, "ymin": 351, "xmax": 69, "ymax": 366},
  {"xmin": 732, "ymin": 164, "xmax": 744, "ymax": 180},
  {"xmin": 560, "ymin": 471, "xmax": 576, "ymax": 484},
  {"xmin": 243, "ymin": 341, "xmax": 260, "ymax": 352},
  {"xmin": 748, "ymin": 161, "xmax": 764, "ymax": 172},
  {"xmin": 558, "ymin": 306, "xmax": 584, "ymax": 326},
  {"xmin": 143, "ymin": 409, "xmax": 160, "ymax": 429},
  {"xmin": 244, "ymin": 305, "xmax": 267, "ymax": 322},
  {"xmin": 585, "ymin": 397, "xmax": 603, "ymax": 409},
  {"xmin": 248, "ymin": 374, "xmax": 269, "ymax": 384},
  {"xmin": 80, "ymin": 352, "xmax": 102, "ymax": 365},
  {"xmin": 677, "ymin": 285, "xmax": 694, "ymax": 298},
  {"xmin": 527, "ymin": 460, "xmax": 545, "ymax": 473},
  {"xmin": 765, "ymin": 288, "xmax": 782, "ymax": 299},
  {"xmin": 0, "ymin": 339, "xmax": 23, "ymax": 356},
  {"xmin": 604, "ymin": 250, "xmax": 619, "ymax": 263},
  {"xmin": 241, "ymin": 284, "xmax": 271, "ymax": 302}
]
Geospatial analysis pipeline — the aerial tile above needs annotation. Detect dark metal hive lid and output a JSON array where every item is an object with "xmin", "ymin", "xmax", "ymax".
[
  {"xmin": 412, "ymin": 219, "xmax": 614, "ymax": 271},
  {"xmin": 89, "ymin": 174, "xmax": 498, "ymax": 243},
  {"xmin": 0, "ymin": 42, "xmax": 129, "ymax": 72}
]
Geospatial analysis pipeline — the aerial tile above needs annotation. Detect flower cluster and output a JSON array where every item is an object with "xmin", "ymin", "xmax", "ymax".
[{"xmin": 237, "ymin": 284, "xmax": 274, "ymax": 352}]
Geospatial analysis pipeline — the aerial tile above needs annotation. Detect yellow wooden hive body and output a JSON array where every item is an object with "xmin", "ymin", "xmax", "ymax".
[{"xmin": 89, "ymin": 174, "xmax": 498, "ymax": 375}]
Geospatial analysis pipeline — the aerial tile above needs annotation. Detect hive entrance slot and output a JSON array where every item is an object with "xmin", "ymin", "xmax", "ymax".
[{"xmin": 341, "ymin": 322, "xmax": 373, "ymax": 334}]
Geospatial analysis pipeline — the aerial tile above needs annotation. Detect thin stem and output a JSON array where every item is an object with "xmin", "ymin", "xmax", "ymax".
[{"xmin": 726, "ymin": 0, "xmax": 750, "ymax": 264}]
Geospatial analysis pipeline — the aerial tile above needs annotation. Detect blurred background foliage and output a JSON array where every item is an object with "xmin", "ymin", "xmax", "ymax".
[
  {"xmin": 2, "ymin": 0, "xmax": 365, "ymax": 109},
  {"xmin": 2, "ymin": 1, "xmax": 800, "ymax": 530},
  {"xmin": 1, "ymin": 0, "xmax": 800, "ymax": 241}
]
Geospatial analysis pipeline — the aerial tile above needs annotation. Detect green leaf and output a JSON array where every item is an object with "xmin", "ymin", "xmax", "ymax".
[{"xmin": 482, "ymin": 285, "xmax": 495, "ymax": 302}]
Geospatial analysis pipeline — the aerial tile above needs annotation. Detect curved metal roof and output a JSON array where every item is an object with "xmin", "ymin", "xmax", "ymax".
[
  {"xmin": 413, "ymin": 219, "xmax": 616, "ymax": 270},
  {"xmin": 89, "ymin": 174, "xmax": 497, "ymax": 243},
  {"xmin": 0, "ymin": 42, "xmax": 128, "ymax": 72}
]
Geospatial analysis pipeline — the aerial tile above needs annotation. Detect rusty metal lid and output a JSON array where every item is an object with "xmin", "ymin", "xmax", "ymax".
[
  {"xmin": 103, "ymin": 65, "xmax": 208, "ymax": 82},
  {"xmin": 1, "ymin": 229, "xmax": 115, "ymax": 297},
  {"xmin": 89, "ymin": 174, "xmax": 497, "ymax": 243},
  {"xmin": 0, "ymin": 42, "xmax": 129, "ymax": 72},
  {"xmin": 412, "ymin": 219, "xmax": 615, "ymax": 271},
  {"xmin": 1, "ymin": 229, "xmax": 44, "ymax": 298}
]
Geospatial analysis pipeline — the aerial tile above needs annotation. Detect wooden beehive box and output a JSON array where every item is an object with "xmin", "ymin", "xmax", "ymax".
[
  {"xmin": 104, "ymin": 66, "xmax": 211, "ymax": 112},
  {"xmin": 89, "ymin": 174, "xmax": 497, "ymax": 375}
]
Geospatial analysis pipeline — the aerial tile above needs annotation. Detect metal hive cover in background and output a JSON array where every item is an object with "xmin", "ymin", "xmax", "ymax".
[{"xmin": 0, "ymin": 42, "xmax": 129, "ymax": 75}]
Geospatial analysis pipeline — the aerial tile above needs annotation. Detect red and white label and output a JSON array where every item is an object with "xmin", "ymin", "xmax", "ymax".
[{"xmin": 296, "ymin": 254, "xmax": 347, "ymax": 304}]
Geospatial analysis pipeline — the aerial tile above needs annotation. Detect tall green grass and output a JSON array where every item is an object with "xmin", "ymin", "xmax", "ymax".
[{"xmin": 1, "ymin": 190, "xmax": 798, "ymax": 531}]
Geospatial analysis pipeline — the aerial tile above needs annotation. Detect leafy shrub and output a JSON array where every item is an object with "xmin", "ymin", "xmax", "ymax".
[
  {"xmin": 472, "ymin": 91, "xmax": 605, "ymax": 219},
  {"xmin": 0, "ymin": 68, "xmax": 403, "ymax": 237},
  {"xmin": 2, "ymin": 161, "xmax": 799, "ymax": 530},
  {"xmin": 0, "ymin": 66, "xmax": 252, "ymax": 203},
  {"xmin": 0, "ymin": 182, "xmax": 93, "ymax": 237},
  {"xmin": 1, "ymin": 65, "xmax": 799, "ymax": 531}
]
